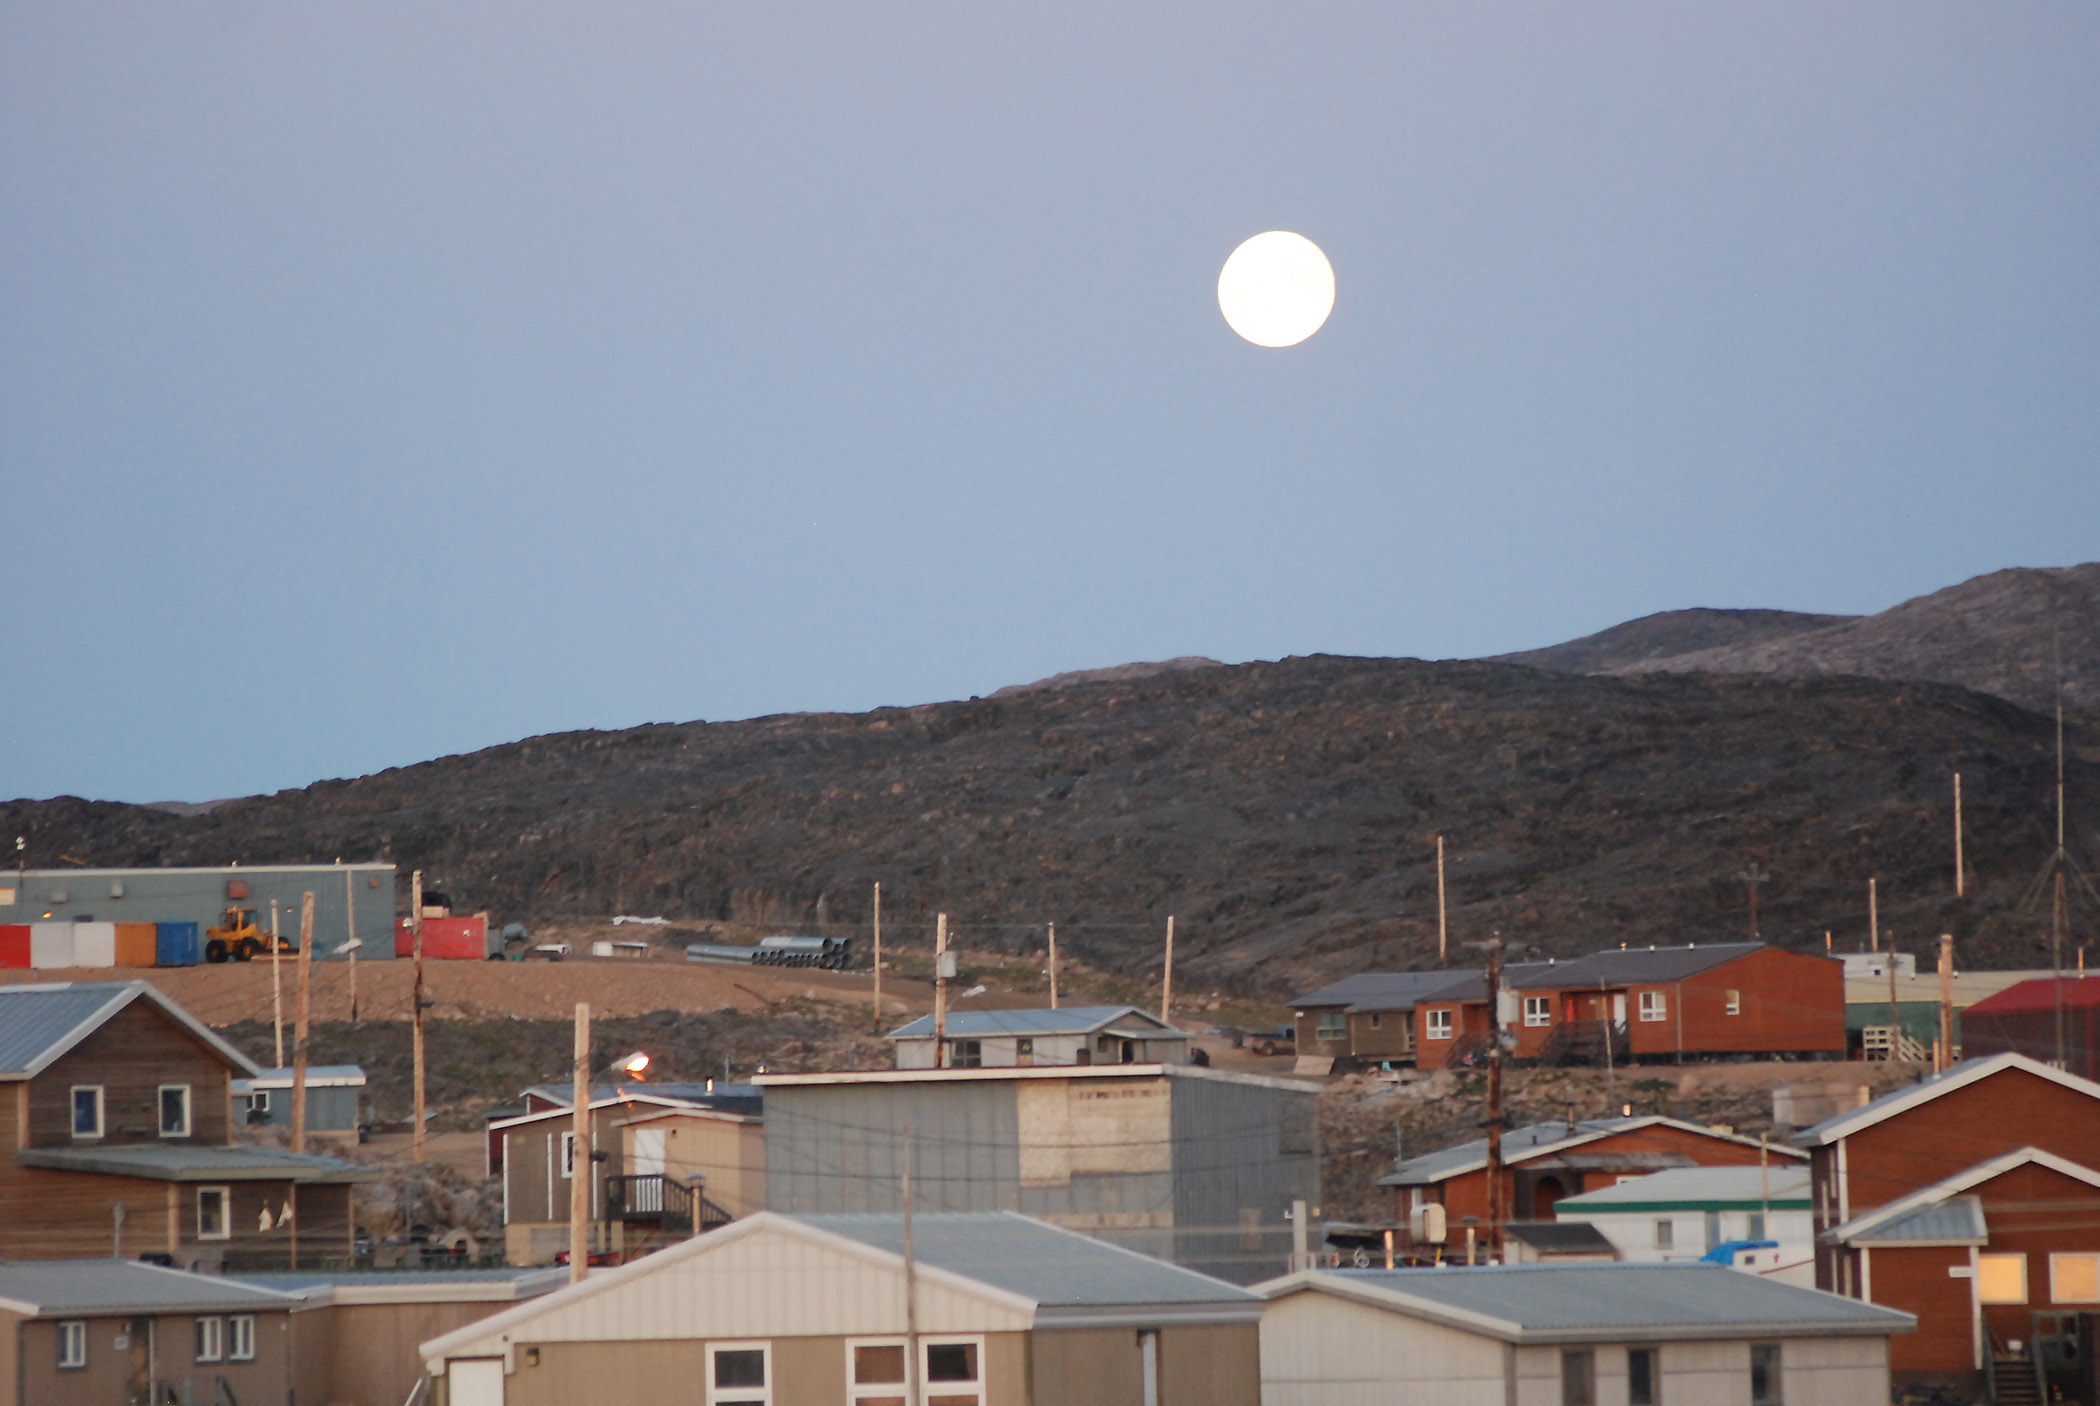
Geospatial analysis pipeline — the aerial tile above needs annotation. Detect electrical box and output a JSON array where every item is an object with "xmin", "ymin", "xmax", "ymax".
[
  {"xmin": 1409, "ymin": 1203, "xmax": 1448, "ymax": 1245},
  {"xmin": 226, "ymin": 880, "xmax": 248, "ymax": 900},
  {"xmin": 937, "ymin": 951, "xmax": 959, "ymax": 980}
]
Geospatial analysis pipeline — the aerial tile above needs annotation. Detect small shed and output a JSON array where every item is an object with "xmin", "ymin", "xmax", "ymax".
[
  {"xmin": 1553, "ymin": 1165, "xmax": 1815, "ymax": 1285},
  {"xmin": 886, "ymin": 1005, "xmax": 1188, "ymax": 1069},
  {"xmin": 234, "ymin": 1065, "xmax": 368, "ymax": 1134}
]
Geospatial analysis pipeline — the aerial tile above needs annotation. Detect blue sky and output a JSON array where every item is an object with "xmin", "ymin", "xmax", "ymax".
[{"xmin": 4, "ymin": 5, "xmax": 2096, "ymax": 803}]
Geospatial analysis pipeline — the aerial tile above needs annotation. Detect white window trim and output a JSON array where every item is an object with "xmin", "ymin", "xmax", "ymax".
[
  {"xmin": 2049, "ymin": 1252, "xmax": 2100, "ymax": 1304},
  {"xmin": 846, "ymin": 1337, "xmax": 909, "ymax": 1405},
  {"xmin": 71, "ymin": 1085, "xmax": 105, "ymax": 1139},
  {"xmin": 197, "ymin": 1186, "xmax": 232, "ymax": 1241},
  {"xmin": 159, "ymin": 1084, "xmax": 192, "ymax": 1138},
  {"xmin": 1653, "ymin": 1218, "xmax": 1674, "ymax": 1250},
  {"xmin": 1426, "ymin": 1009, "xmax": 1454, "ymax": 1040},
  {"xmin": 1979, "ymin": 1252, "xmax": 2028, "ymax": 1305},
  {"xmin": 560, "ymin": 1131, "xmax": 575, "ymax": 1179},
  {"xmin": 1523, "ymin": 996, "xmax": 1552, "ymax": 1028},
  {"xmin": 1725, "ymin": 989, "xmax": 1742, "ymax": 1016},
  {"xmin": 228, "ymin": 1314, "xmax": 256, "ymax": 1362},
  {"xmin": 1638, "ymin": 991, "xmax": 1668, "ymax": 1022},
  {"xmin": 706, "ymin": 1340, "xmax": 771, "ymax": 1406},
  {"xmin": 58, "ymin": 1320, "xmax": 87, "ymax": 1370},
  {"xmin": 196, "ymin": 1316, "xmax": 223, "ymax": 1364},
  {"xmin": 920, "ymin": 1334, "xmax": 987, "ymax": 1406}
]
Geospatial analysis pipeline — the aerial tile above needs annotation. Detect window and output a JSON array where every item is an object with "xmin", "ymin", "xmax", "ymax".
[
  {"xmin": 196, "ymin": 1316, "xmax": 223, "ymax": 1363},
  {"xmin": 1524, "ymin": 996, "xmax": 1552, "ymax": 1028},
  {"xmin": 2051, "ymin": 1254, "xmax": 2100, "ymax": 1304},
  {"xmin": 159, "ymin": 1085, "xmax": 192, "ymax": 1138},
  {"xmin": 1980, "ymin": 1253, "xmax": 2029, "ymax": 1304},
  {"xmin": 560, "ymin": 1132, "xmax": 575, "ymax": 1178},
  {"xmin": 71, "ymin": 1086, "xmax": 104, "ymax": 1138},
  {"xmin": 1015, "ymin": 1038, "xmax": 1033, "ymax": 1058},
  {"xmin": 197, "ymin": 1186, "xmax": 230, "ymax": 1240},
  {"xmin": 57, "ymin": 1320, "xmax": 87, "ymax": 1370},
  {"xmin": 1368, "ymin": 1012, "xmax": 1382, "ymax": 1029},
  {"xmin": 1749, "ymin": 1343, "xmax": 1782, "ymax": 1405},
  {"xmin": 923, "ymin": 1337, "xmax": 984, "ymax": 1406},
  {"xmin": 1653, "ymin": 1219, "xmax": 1674, "ymax": 1250},
  {"xmin": 1628, "ymin": 1347, "xmax": 1658, "ymax": 1406},
  {"xmin": 1639, "ymin": 991, "xmax": 1668, "ymax": 1022},
  {"xmin": 707, "ymin": 1343, "xmax": 770, "ymax": 1406},
  {"xmin": 1746, "ymin": 1211, "xmax": 1766, "ymax": 1240},
  {"xmin": 228, "ymin": 1315, "xmax": 256, "ymax": 1362},
  {"xmin": 1561, "ymin": 1348, "xmax": 1596, "ymax": 1406},
  {"xmin": 952, "ymin": 1039, "xmax": 983, "ymax": 1068},
  {"xmin": 1426, "ymin": 1009, "xmax": 1453, "ymax": 1040},
  {"xmin": 849, "ymin": 1340, "xmax": 907, "ymax": 1406},
  {"xmin": 1725, "ymin": 989, "xmax": 1742, "ymax": 1016},
  {"xmin": 1704, "ymin": 1211, "xmax": 1722, "ymax": 1251},
  {"xmin": 1315, "ymin": 1011, "xmax": 1347, "ymax": 1041}
]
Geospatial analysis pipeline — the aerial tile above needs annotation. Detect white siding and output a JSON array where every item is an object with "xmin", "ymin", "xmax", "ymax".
[{"xmin": 1260, "ymin": 1290, "xmax": 1508, "ymax": 1406}]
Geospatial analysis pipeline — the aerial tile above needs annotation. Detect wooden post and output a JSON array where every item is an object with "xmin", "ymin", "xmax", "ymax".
[
  {"xmin": 569, "ymin": 1002, "xmax": 590, "ymax": 1283},
  {"xmin": 1938, "ymin": 934, "xmax": 1955, "ymax": 1071},
  {"xmin": 902, "ymin": 1123, "xmax": 919, "ymax": 1406},
  {"xmin": 1868, "ymin": 877, "xmax": 1878, "ymax": 953},
  {"xmin": 291, "ymin": 893, "xmax": 314, "ymax": 1154},
  {"xmin": 1484, "ymin": 934, "xmax": 1505, "ymax": 1261},
  {"xmin": 872, "ymin": 882, "xmax": 882, "ymax": 1030},
  {"xmin": 1047, "ymin": 922, "xmax": 1060, "ymax": 1010},
  {"xmin": 270, "ymin": 899, "xmax": 284, "ymax": 1068},
  {"xmin": 411, "ymin": 869, "xmax": 427, "ymax": 1165},
  {"xmin": 1759, "ymin": 1134, "xmax": 1770, "ymax": 1236},
  {"xmin": 933, "ymin": 913, "xmax": 948, "ymax": 1068},
  {"xmin": 1953, "ymin": 773, "xmax": 1965, "ymax": 899},
  {"xmin": 1161, "ymin": 916, "xmax": 1175, "ymax": 1026},
  {"xmin": 1436, "ymin": 836, "xmax": 1448, "ymax": 966},
  {"xmin": 346, "ymin": 867, "xmax": 359, "ymax": 1024},
  {"xmin": 1887, "ymin": 933, "xmax": 1902, "ymax": 1061}
]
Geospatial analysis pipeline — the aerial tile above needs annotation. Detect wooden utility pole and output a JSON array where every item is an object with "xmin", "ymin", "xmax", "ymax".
[
  {"xmin": 291, "ymin": 893, "xmax": 315, "ymax": 1153},
  {"xmin": 2055, "ymin": 702, "xmax": 2070, "ymax": 1069},
  {"xmin": 1887, "ymin": 934, "xmax": 1902, "ymax": 1061},
  {"xmin": 1953, "ymin": 773, "xmax": 1965, "ymax": 898},
  {"xmin": 411, "ymin": 869, "xmax": 427, "ymax": 1165},
  {"xmin": 568, "ymin": 1002, "xmax": 590, "ymax": 1283},
  {"xmin": 1047, "ymin": 923, "xmax": 1060, "ymax": 1009},
  {"xmin": 1868, "ymin": 878, "xmax": 1879, "ymax": 953},
  {"xmin": 1436, "ymin": 836, "xmax": 1448, "ymax": 966},
  {"xmin": 871, "ymin": 881, "xmax": 882, "ymax": 1030},
  {"xmin": 902, "ymin": 1124, "xmax": 920, "ymax": 1406},
  {"xmin": 933, "ymin": 913, "xmax": 949, "ymax": 1068},
  {"xmin": 345, "ymin": 867, "xmax": 359, "ymax": 1024},
  {"xmin": 1938, "ymin": 934, "xmax": 1955, "ymax": 1071},
  {"xmin": 1484, "ymin": 934, "xmax": 1506, "ymax": 1261},
  {"xmin": 1161, "ymin": 916, "xmax": 1175, "ymax": 1026},
  {"xmin": 270, "ymin": 899, "xmax": 284, "ymax": 1068}
]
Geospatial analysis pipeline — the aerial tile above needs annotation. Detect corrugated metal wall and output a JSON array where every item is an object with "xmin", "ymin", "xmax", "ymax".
[
  {"xmin": 0, "ymin": 865, "xmax": 396, "ymax": 961},
  {"xmin": 765, "ymin": 1081, "xmax": 1024, "ymax": 1215},
  {"xmin": 1170, "ymin": 1073, "xmax": 1320, "ymax": 1284}
]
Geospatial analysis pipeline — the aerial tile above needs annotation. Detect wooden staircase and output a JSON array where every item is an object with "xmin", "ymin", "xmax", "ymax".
[
  {"xmin": 1993, "ymin": 1353, "xmax": 2042, "ymax": 1406},
  {"xmin": 1538, "ymin": 1018, "xmax": 1631, "ymax": 1068}
]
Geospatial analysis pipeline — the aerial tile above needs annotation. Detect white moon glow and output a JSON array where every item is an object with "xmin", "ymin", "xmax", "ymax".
[{"xmin": 1217, "ymin": 231, "xmax": 1335, "ymax": 347}]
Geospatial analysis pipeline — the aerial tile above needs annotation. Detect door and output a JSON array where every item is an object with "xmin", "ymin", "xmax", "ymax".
[
  {"xmin": 633, "ymin": 1128, "xmax": 667, "ymax": 1177},
  {"xmin": 1612, "ymin": 994, "xmax": 1627, "ymax": 1024},
  {"xmin": 449, "ymin": 1358, "xmax": 506, "ymax": 1406}
]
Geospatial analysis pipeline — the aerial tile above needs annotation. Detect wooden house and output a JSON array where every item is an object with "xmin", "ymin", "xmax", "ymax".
[
  {"xmin": 1958, "ymin": 975, "xmax": 2100, "ymax": 1081},
  {"xmin": 1794, "ymin": 1052, "xmax": 2100, "ymax": 1402},
  {"xmin": 418, "ymin": 1210, "xmax": 1262, "ymax": 1406},
  {"xmin": 0, "ymin": 980, "xmax": 373, "ymax": 1270},
  {"xmin": 1287, "ymin": 971, "xmax": 1481, "ymax": 1068}
]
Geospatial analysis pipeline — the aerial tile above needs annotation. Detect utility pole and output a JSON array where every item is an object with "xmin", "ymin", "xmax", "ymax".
[
  {"xmin": 291, "ymin": 892, "xmax": 315, "ymax": 1153},
  {"xmin": 871, "ymin": 881, "xmax": 882, "ymax": 1030},
  {"xmin": 1938, "ymin": 934, "xmax": 1955, "ymax": 1072},
  {"xmin": 1737, "ymin": 864, "xmax": 1771, "ymax": 940},
  {"xmin": 345, "ymin": 867, "xmax": 359, "ymax": 1024},
  {"xmin": 1047, "ymin": 922, "xmax": 1060, "ymax": 1009},
  {"xmin": 2055, "ymin": 702, "xmax": 2070, "ymax": 1068},
  {"xmin": 902, "ymin": 1124, "xmax": 920, "ymax": 1406},
  {"xmin": 1161, "ymin": 916, "xmax": 1175, "ymax": 1026},
  {"xmin": 270, "ymin": 899, "xmax": 284, "ymax": 1068},
  {"xmin": 569, "ymin": 1002, "xmax": 590, "ymax": 1283},
  {"xmin": 1887, "ymin": 937, "xmax": 1902, "ymax": 1062},
  {"xmin": 1759, "ymin": 1134, "xmax": 1770, "ymax": 1238},
  {"xmin": 1484, "ymin": 933, "xmax": 1506, "ymax": 1263},
  {"xmin": 1436, "ymin": 836, "xmax": 1448, "ymax": 966},
  {"xmin": 1953, "ymin": 772, "xmax": 1965, "ymax": 898},
  {"xmin": 411, "ymin": 869, "xmax": 427, "ymax": 1165},
  {"xmin": 933, "ymin": 913, "xmax": 949, "ymax": 1068},
  {"xmin": 1868, "ymin": 878, "xmax": 1879, "ymax": 953}
]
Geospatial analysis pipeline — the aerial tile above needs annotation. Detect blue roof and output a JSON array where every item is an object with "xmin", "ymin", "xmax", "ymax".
[
  {"xmin": 0, "ymin": 980, "xmax": 258, "ymax": 1079},
  {"xmin": 1842, "ymin": 1196, "xmax": 1989, "ymax": 1246},
  {"xmin": 886, "ymin": 1006, "xmax": 1178, "ymax": 1040}
]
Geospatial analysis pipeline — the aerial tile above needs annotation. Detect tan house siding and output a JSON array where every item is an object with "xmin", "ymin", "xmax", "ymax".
[
  {"xmin": 10, "ymin": 1311, "xmax": 295, "ymax": 1406},
  {"xmin": 1157, "ymin": 1323, "xmax": 1259, "ymax": 1406},
  {"xmin": 28, "ymin": 1003, "xmax": 233, "ymax": 1147},
  {"xmin": 498, "ymin": 1331, "xmax": 1027, "ymax": 1406}
]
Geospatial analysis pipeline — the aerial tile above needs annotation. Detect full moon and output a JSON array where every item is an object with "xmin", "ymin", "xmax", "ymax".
[{"xmin": 1217, "ymin": 231, "xmax": 1335, "ymax": 348}]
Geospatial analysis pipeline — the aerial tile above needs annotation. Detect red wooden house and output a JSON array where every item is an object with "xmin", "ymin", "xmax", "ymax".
[
  {"xmin": 1959, "ymin": 975, "xmax": 2100, "ymax": 1082},
  {"xmin": 1795, "ymin": 1052, "xmax": 2100, "ymax": 1402}
]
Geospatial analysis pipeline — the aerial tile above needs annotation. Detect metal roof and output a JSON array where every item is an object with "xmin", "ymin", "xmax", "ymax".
[
  {"xmin": 1843, "ymin": 1197, "xmax": 1988, "ymax": 1246},
  {"xmin": 799, "ymin": 1211, "xmax": 1260, "ymax": 1316},
  {"xmin": 1791, "ymin": 1053, "xmax": 2100, "ymax": 1146},
  {"xmin": 233, "ymin": 1267, "xmax": 567, "ymax": 1305},
  {"xmin": 522, "ymin": 1082, "xmax": 764, "ymax": 1115},
  {"xmin": 1965, "ymin": 975, "xmax": 2100, "ymax": 1015},
  {"xmin": 18, "ymin": 1144, "xmax": 376, "ymax": 1184},
  {"xmin": 886, "ymin": 1005, "xmax": 1179, "ymax": 1040},
  {"xmin": 1555, "ymin": 1166, "xmax": 1812, "ymax": 1212},
  {"xmin": 1259, "ymin": 1263, "xmax": 1914, "ymax": 1343},
  {"xmin": 1381, "ymin": 1117, "xmax": 1806, "ymax": 1187},
  {"xmin": 0, "ymin": 1260, "xmax": 303, "ymax": 1317},
  {"xmin": 1507, "ymin": 943, "xmax": 1775, "ymax": 991},
  {"xmin": 0, "ymin": 980, "xmax": 260, "ymax": 1081},
  {"xmin": 1287, "ymin": 971, "xmax": 1480, "ymax": 1012},
  {"xmin": 1503, "ymin": 1222, "xmax": 1618, "ymax": 1255},
  {"xmin": 1827, "ymin": 1147, "xmax": 2100, "ymax": 1245},
  {"xmin": 235, "ymin": 1065, "xmax": 367, "ymax": 1090}
]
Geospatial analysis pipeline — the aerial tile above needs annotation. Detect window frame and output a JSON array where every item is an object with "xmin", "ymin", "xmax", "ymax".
[
  {"xmin": 228, "ymin": 1314, "xmax": 256, "ymax": 1362},
  {"xmin": 1314, "ymin": 1011, "xmax": 1347, "ymax": 1042},
  {"xmin": 197, "ymin": 1185, "xmax": 232, "ymax": 1241},
  {"xmin": 1523, "ymin": 996, "xmax": 1553, "ymax": 1028},
  {"xmin": 1980, "ymin": 1253, "xmax": 2029, "ymax": 1305},
  {"xmin": 1653, "ymin": 1218, "xmax": 1674, "ymax": 1251},
  {"xmin": 2049, "ymin": 1253, "xmax": 2100, "ymax": 1304},
  {"xmin": 159, "ymin": 1083, "xmax": 192, "ymax": 1138},
  {"xmin": 71, "ymin": 1085, "xmax": 105, "ymax": 1139},
  {"xmin": 1639, "ymin": 990, "xmax": 1668, "ymax": 1023},
  {"xmin": 920, "ymin": 1334, "xmax": 986, "ymax": 1406},
  {"xmin": 1725, "ymin": 989, "xmax": 1742, "ymax": 1016},
  {"xmin": 846, "ymin": 1337, "xmax": 908, "ymax": 1406},
  {"xmin": 951, "ymin": 1039, "xmax": 983, "ymax": 1069},
  {"xmin": 57, "ymin": 1319, "xmax": 87, "ymax": 1370},
  {"xmin": 1426, "ymin": 1008, "xmax": 1454, "ymax": 1040},
  {"xmin": 1560, "ymin": 1347, "xmax": 1596, "ymax": 1406},
  {"xmin": 1627, "ymin": 1346, "xmax": 1658, "ymax": 1406},
  {"xmin": 560, "ymin": 1131, "xmax": 576, "ymax": 1179},
  {"xmin": 196, "ymin": 1315, "xmax": 224, "ymax": 1364},
  {"xmin": 706, "ymin": 1340, "xmax": 771, "ymax": 1406},
  {"xmin": 1749, "ymin": 1342, "xmax": 1783, "ymax": 1406}
]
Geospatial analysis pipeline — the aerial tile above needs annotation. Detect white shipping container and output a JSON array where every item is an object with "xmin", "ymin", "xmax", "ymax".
[
  {"xmin": 71, "ymin": 922, "xmax": 117, "ymax": 967},
  {"xmin": 30, "ymin": 923, "xmax": 74, "ymax": 968}
]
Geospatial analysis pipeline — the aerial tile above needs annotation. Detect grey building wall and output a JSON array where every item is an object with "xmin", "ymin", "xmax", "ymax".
[
  {"xmin": 249, "ymin": 1085, "xmax": 363, "ymax": 1131},
  {"xmin": 1169, "ymin": 1071, "xmax": 1320, "ymax": 1283},
  {"xmin": 2, "ymin": 865, "xmax": 396, "ymax": 959}
]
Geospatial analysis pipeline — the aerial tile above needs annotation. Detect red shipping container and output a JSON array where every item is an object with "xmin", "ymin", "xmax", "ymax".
[
  {"xmin": 395, "ymin": 914, "xmax": 488, "ymax": 959},
  {"xmin": 0, "ymin": 925, "xmax": 29, "ymax": 968}
]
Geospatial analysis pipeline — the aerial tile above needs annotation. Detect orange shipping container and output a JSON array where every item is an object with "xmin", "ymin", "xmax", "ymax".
[{"xmin": 113, "ymin": 922, "xmax": 159, "ymax": 967}]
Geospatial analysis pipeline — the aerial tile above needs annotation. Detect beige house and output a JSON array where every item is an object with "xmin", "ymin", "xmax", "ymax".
[
  {"xmin": 420, "ymin": 1210, "xmax": 1262, "ymax": 1406},
  {"xmin": 1256, "ymin": 1263, "xmax": 1912, "ymax": 1406}
]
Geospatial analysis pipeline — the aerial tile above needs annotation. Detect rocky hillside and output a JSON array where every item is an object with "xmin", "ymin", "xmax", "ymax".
[
  {"xmin": 7, "ymin": 655, "xmax": 2093, "ymax": 998},
  {"xmin": 1504, "ymin": 564, "xmax": 2100, "ymax": 714}
]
